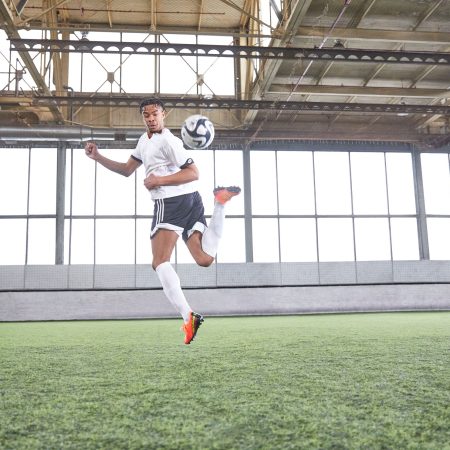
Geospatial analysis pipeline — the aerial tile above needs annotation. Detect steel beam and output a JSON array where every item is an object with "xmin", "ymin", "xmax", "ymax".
[
  {"xmin": 15, "ymin": 0, "xmax": 29, "ymax": 15},
  {"xmin": 1, "ymin": 125, "xmax": 447, "ymax": 146},
  {"xmin": 27, "ymin": 94, "xmax": 449, "ymax": 115},
  {"xmin": 11, "ymin": 38, "xmax": 450, "ymax": 65}
]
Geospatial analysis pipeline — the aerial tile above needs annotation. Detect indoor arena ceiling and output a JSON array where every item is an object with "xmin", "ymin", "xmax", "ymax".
[{"xmin": 1, "ymin": 0, "xmax": 449, "ymax": 147}]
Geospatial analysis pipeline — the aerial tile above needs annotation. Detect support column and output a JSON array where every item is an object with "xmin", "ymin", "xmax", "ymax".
[
  {"xmin": 55, "ymin": 142, "xmax": 66, "ymax": 264},
  {"xmin": 243, "ymin": 148, "xmax": 253, "ymax": 262},
  {"xmin": 412, "ymin": 148, "xmax": 429, "ymax": 260}
]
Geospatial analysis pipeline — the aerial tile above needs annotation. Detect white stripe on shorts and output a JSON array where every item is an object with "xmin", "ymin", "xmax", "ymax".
[{"xmin": 156, "ymin": 198, "xmax": 164, "ymax": 225}]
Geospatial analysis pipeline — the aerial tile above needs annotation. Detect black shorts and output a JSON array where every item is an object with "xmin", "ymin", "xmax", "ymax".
[{"xmin": 151, "ymin": 191, "xmax": 207, "ymax": 242}]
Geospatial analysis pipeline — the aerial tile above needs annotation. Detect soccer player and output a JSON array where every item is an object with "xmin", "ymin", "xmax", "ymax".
[{"xmin": 85, "ymin": 98, "xmax": 240, "ymax": 344}]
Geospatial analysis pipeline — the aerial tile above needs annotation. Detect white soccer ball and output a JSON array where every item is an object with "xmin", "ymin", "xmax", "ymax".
[{"xmin": 181, "ymin": 114, "xmax": 215, "ymax": 149}]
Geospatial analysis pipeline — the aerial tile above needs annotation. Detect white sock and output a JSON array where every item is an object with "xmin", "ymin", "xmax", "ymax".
[
  {"xmin": 155, "ymin": 262, "xmax": 191, "ymax": 322},
  {"xmin": 202, "ymin": 202, "xmax": 225, "ymax": 258}
]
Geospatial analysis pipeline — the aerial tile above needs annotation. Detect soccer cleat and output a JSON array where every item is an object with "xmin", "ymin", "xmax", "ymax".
[
  {"xmin": 181, "ymin": 312, "xmax": 204, "ymax": 344},
  {"xmin": 213, "ymin": 186, "xmax": 241, "ymax": 205}
]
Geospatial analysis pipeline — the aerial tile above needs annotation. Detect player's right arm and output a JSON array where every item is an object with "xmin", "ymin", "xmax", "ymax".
[{"xmin": 85, "ymin": 141, "xmax": 141, "ymax": 177}]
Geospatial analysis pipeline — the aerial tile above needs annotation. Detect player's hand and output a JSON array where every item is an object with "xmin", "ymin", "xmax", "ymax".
[
  {"xmin": 144, "ymin": 173, "xmax": 159, "ymax": 190},
  {"xmin": 85, "ymin": 141, "xmax": 99, "ymax": 160}
]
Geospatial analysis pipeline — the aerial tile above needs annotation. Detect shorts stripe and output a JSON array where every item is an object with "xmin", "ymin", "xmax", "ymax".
[{"xmin": 156, "ymin": 199, "xmax": 164, "ymax": 226}]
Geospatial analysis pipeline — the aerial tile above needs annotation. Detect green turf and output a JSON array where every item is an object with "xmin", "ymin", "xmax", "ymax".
[{"xmin": 1, "ymin": 312, "xmax": 449, "ymax": 450}]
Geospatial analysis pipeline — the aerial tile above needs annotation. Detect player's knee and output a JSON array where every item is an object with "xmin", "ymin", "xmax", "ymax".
[
  {"xmin": 152, "ymin": 258, "xmax": 169, "ymax": 271},
  {"xmin": 196, "ymin": 254, "xmax": 214, "ymax": 267}
]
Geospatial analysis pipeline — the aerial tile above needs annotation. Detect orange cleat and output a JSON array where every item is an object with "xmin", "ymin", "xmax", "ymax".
[
  {"xmin": 213, "ymin": 186, "xmax": 241, "ymax": 205},
  {"xmin": 181, "ymin": 312, "xmax": 204, "ymax": 344}
]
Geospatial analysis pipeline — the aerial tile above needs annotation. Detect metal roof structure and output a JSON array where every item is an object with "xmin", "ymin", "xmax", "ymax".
[{"xmin": 1, "ymin": 0, "xmax": 449, "ymax": 147}]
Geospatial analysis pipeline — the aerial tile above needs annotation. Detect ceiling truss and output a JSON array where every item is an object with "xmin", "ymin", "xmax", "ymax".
[
  {"xmin": 9, "ymin": 38, "xmax": 450, "ymax": 65},
  {"xmin": 1, "ymin": 0, "xmax": 449, "ymax": 147},
  {"xmin": 27, "ymin": 95, "xmax": 450, "ymax": 116}
]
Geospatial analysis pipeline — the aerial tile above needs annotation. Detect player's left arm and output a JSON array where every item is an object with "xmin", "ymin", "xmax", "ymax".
[{"xmin": 144, "ymin": 161, "xmax": 199, "ymax": 190}]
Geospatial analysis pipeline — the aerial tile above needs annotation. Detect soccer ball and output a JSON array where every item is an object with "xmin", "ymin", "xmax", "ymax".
[{"xmin": 181, "ymin": 114, "xmax": 215, "ymax": 149}]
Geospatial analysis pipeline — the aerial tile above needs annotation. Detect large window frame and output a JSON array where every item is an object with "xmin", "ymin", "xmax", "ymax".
[{"xmin": 0, "ymin": 143, "xmax": 449, "ymax": 265}]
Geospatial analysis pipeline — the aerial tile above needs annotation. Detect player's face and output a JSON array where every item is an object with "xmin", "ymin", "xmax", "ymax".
[{"xmin": 142, "ymin": 104, "xmax": 165, "ymax": 133}]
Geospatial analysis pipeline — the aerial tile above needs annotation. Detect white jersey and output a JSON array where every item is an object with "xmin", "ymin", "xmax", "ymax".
[{"xmin": 131, "ymin": 128, "xmax": 197, "ymax": 200}]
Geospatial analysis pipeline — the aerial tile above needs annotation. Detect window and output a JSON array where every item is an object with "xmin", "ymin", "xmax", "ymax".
[
  {"xmin": 421, "ymin": 153, "xmax": 450, "ymax": 215},
  {"xmin": 315, "ymin": 152, "xmax": 352, "ymax": 215},
  {"xmin": 390, "ymin": 218, "xmax": 419, "ymax": 260},
  {"xmin": 253, "ymin": 218, "xmax": 279, "ymax": 262},
  {"xmin": 421, "ymin": 152, "xmax": 450, "ymax": 261},
  {"xmin": 351, "ymin": 152, "xmax": 388, "ymax": 215},
  {"xmin": 354, "ymin": 218, "xmax": 391, "ymax": 261},
  {"xmin": 28, "ymin": 148, "xmax": 57, "ymax": 215},
  {"xmin": 215, "ymin": 150, "xmax": 244, "ymax": 216},
  {"xmin": 160, "ymin": 34, "xmax": 197, "ymax": 94},
  {"xmin": 278, "ymin": 151, "xmax": 315, "ymax": 215},
  {"xmin": 318, "ymin": 218, "xmax": 354, "ymax": 262},
  {"xmin": 427, "ymin": 218, "xmax": 450, "ymax": 260},
  {"xmin": 385, "ymin": 153, "xmax": 416, "ymax": 214},
  {"xmin": 251, "ymin": 151, "xmax": 277, "ymax": 215},
  {"xmin": 188, "ymin": 150, "xmax": 215, "ymax": 216},
  {"xmin": 216, "ymin": 218, "xmax": 246, "ymax": 263},
  {"xmin": 0, "ymin": 147, "xmax": 28, "ymax": 214},
  {"xmin": 27, "ymin": 219, "xmax": 55, "ymax": 264},
  {"xmin": 69, "ymin": 148, "xmax": 96, "ymax": 215},
  {"xmin": 197, "ymin": 36, "xmax": 235, "ymax": 96},
  {"xmin": 160, "ymin": 34, "xmax": 235, "ymax": 96},
  {"xmin": 280, "ymin": 218, "xmax": 317, "ymax": 262},
  {"xmin": 136, "ymin": 218, "xmax": 153, "ymax": 264},
  {"xmin": 95, "ymin": 219, "xmax": 135, "ymax": 264},
  {"xmin": 1, "ymin": 143, "xmax": 448, "ymax": 268},
  {"xmin": 0, "ymin": 219, "xmax": 26, "ymax": 264},
  {"xmin": 120, "ymin": 33, "xmax": 156, "ymax": 94},
  {"xmin": 95, "ymin": 149, "xmax": 135, "ymax": 215},
  {"xmin": 74, "ymin": 32, "xmax": 122, "ymax": 93},
  {"xmin": 65, "ymin": 219, "xmax": 94, "ymax": 264}
]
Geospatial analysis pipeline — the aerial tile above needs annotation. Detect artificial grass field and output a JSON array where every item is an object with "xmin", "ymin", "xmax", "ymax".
[{"xmin": 1, "ymin": 312, "xmax": 449, "ymax": 450}]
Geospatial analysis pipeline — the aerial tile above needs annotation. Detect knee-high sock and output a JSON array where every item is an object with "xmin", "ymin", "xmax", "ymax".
[
  {"xmin": 202, "ymin": 202, "xmax": 225, "ymax": 258},
  {"xmin": 155, "ymin": 262, "xmax": 191, "ymax": 322}
]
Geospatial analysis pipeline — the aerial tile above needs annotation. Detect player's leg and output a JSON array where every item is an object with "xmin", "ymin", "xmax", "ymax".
[
  {"xmin": 151, "ymin": 228, "xmax": 178, "ymax": 270},
  {"xmin": 180, "ymin": 191, "xmax": 214, "ymax": 267},
  {"xmin": 152, "ymin": 229, "xmax": 191, "ymax": 321},
  {"xmin": 185, "ymin": 231, "xmax": 214, "ymax": 267},
  {"xmin": 152, "ymin": 229, "xmax": 203, "ymax": 344},
  {"xmin": 185, "ymin": 186, "xmax": 241, "ymax": 264},
  {"xmin": 200, "ymin": 186, "xmax": 241, "ymax": 258},
  {"xmin": 151, "ymin": 194, "xmax": 205, "ymax": 344}
]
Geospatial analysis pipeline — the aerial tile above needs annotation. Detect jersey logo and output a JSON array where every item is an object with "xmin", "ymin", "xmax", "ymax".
[{"xmin": 180, "ymin": 158, "xmax": 194, "ymax": 169}]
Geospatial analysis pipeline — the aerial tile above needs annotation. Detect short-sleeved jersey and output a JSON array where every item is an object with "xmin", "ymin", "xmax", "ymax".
[{"xmin": 131, "ymin": 128, "xmax": 197, "ymax": 200}]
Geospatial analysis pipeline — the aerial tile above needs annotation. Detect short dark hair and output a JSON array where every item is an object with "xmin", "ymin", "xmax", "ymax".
[{"xmin": 139, "ymin": 98, "xmax": 165, "ymax": 113}]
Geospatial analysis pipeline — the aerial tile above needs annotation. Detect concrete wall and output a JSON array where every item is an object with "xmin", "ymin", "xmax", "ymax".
[
  {"xmin": 1, "ymin": 284, "xmax": 449, "ymax": 322},
  {"xmin": 1, "ymin": 261, "xmax": 450, "ymax": 321},
  {"xmin": 2, "ymin": 261, "xmax": 450, "ymax": 291}
]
